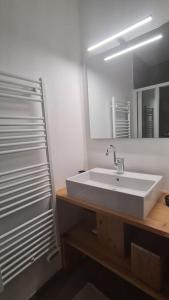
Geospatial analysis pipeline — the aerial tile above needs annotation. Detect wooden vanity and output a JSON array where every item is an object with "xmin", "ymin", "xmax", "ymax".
[{"xmin": 56, "ymin": 188, "xmax": 169, "ymax": 300}]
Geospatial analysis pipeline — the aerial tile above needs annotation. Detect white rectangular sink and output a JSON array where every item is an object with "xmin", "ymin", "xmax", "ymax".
[{"xmin": 66, "ymin": 168, "xmax": 163, "ymax": 219}]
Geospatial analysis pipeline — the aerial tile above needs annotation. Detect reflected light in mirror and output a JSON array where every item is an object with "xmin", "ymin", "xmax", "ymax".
[
  {"xmin": 87, "ymin": 16, "xmax": 152, "ymax": 52},
  {"xmin": 104, "ymin": 34, "xmax": 163, "ymax": 61}
]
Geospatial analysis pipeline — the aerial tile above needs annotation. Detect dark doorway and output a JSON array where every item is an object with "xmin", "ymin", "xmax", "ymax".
[{"xmin": 159, "ymin": 86, "xmax": 169, "ymax": 137}]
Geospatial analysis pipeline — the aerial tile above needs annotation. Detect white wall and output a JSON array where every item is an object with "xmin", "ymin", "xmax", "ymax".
[
  {"xmin": 79, "ymin": 0, "xmax": 169, "ymax": 189},
  {"xmin": 0, "ymin": 0, "xmax": 86, "ymax": 299},
  {"xmin": 0, "ymin": 0, "xmax": 87, "ymax": 189}
]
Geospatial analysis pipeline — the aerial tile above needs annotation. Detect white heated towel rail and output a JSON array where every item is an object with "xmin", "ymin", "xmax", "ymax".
[
  {"xmin": 112, "ymin": 97, "xmax": 131, "ymax": 138},
  {"xmin": 142, "ymin": 106, "xmax": 154, "ymax": 138},
  {"xmin": 0, "ymin": 72, "xmax": 59, "ymax": 292},
  {"xmin": 0, "ymin": 210, "xmax": 56, "ymax": 287}
]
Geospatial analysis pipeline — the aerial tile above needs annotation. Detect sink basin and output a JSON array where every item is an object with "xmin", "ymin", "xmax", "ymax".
[{"xmin": 66, "ymin": 168, "xmax": 163, "ymax": 219}]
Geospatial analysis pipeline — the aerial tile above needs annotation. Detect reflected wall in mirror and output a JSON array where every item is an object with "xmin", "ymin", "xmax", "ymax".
[{"xmin": 87, "ymin": 21, "xmax": 169, "ymax": 139}]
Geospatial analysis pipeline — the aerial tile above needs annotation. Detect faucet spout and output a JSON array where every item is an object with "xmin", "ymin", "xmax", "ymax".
[
  {"xmin": 105, "ymin": 144, "xmax": 117, "ymax": 166},
  {"xmin": 105, "ymin": 144, "xmax": 124, "ymax": 174}
]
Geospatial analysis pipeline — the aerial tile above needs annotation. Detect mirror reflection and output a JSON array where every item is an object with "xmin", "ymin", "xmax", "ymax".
[{"xmin": 87, "ymin": 21, "xmax": 169, "ymax": 139}]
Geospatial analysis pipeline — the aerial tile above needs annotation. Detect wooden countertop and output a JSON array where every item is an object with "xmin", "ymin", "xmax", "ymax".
[{"xmin": 56, "ymin": 187, "xmax": 169, "ymax": 239}]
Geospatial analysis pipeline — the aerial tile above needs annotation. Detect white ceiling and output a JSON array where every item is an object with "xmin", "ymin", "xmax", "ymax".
[{"xmin": 79, "ymin": 0, "xmax": 169, "ymax": 56}]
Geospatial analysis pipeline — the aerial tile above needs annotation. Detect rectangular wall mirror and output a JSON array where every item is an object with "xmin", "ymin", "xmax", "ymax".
[{"xmin": 86, "ymin": 21, "xmax": 169, "ymax": 139}]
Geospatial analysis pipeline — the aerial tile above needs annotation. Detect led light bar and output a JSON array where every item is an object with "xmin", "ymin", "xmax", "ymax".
[
  {"xmin": 104, "ymin": 34, "xmax": 163, "ymax": 61},
  {"xmin": 87, "ymin": 16, "xmax": 152, "ymax": 52}
]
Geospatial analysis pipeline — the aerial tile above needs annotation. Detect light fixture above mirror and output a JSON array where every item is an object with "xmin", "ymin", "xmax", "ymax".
[
  {"xmin": 87, "ymin": 16, "xmax": 152, "ymax": 52},
  {"xmin": 104, "ymin": 34, "xmax": 163, "ymax": 61}
]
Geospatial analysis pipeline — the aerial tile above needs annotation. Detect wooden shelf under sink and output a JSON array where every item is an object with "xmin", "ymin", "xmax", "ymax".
[
  {"xmin": 57, "ymin": 188, "xmax": 169, "ymax": 299},
  {"xmin": 62, "ymin": 224, "xmax": 169, "ymax": 300}
]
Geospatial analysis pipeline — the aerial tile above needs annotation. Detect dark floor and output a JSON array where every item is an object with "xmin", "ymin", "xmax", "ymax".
[{"xmin": 31, "ymin": 259, "xmax": 153, "ymax": 300}]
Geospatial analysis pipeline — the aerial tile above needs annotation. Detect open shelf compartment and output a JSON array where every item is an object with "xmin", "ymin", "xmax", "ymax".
[{"xmin": 62, "ymin": 223, "xmax": 169, "ymax": 300}]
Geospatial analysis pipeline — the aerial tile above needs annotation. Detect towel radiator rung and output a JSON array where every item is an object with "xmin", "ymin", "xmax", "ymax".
[
  {"xmin": 3, "ymin": 246, "xmax": 54, "ymax": 286},
  {"xmin": 0, "ymin": 163, "xmax": 48, "ymax": 177},
  {"xmin": 0, "ymin": 170, "xmax": 49, "ymax": 189},
  {"xmin": 1, "ymin": 229, "xmax": 54, "ymax": 263},
  {"xmin": 2, "ymin": 239, "xmax": 55, "ymax": 281},
  {"xmin": 0, "ymin": 134, "xmax": 46, "ymax": 140},
  {"xmin": 0, "ymin": 209, "xmax": 58, "ymax": 286},
  {"xmin": 0, "ymin": 71, "xmax": 40, "ymax": 84},
  {"xmin": 0, "ymin": 116, "xmax": 44, "ymax": 120},
  {"xmin": 0, "ymin": 85, "xmax": 42, "ymax": 96},
  {"xmin": 0, "ymin": 145, "xmax": 47, "ymax": 155},
  {"xmin": 0, "ymin": 93, "xmax": 42, "ymax": 102},
  {"xmin": 0, "ymin": 129, "xmax": 46, "ymax": 133},
  {"xmin": 1, "ymin": 178, "xmax": 50, "ymax": 198},
  {"xmin": 0, "ymin": 210, "xmax": 53, "ymax": 240},
  {"xmin": 0, "ymin": 140, "xmax": 46, "ymax": 148},
  {"xmin": 0, "ymin": 194, "xmax": 52, "ymax": 219},
  {"xmin": 2, "ymin": 238, "xmax": 55, "ymax": 278},
  {"xmin": 0, "ymin": 79, "xmax": 40, "ymax": 90},
  {"xmin": 0, "ymin": 123, "xmax": 45, "ymax": 126},
  {"xmin": 0, "ymin": 183, "xmax": 51, "ymax": 205},
  {"xmin": 0, "ymin": 173, "xmax": 50, "ymax": 191},
  {"xmin": 0, "ymin": 220, "xmax": 53, "ymax": 252},
  {"xmin": 112, "ymin": 97, "xmax": 131, "ymax": 138},
  {"xmin": 0, "ymin": 189, "xmax": 51, "ymax": 212}
]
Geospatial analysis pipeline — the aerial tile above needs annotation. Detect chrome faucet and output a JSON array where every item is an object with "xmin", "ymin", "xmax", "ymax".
[{"xmin": 105, "ymin": 144, "xmax": 124, "ymax": 174}]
